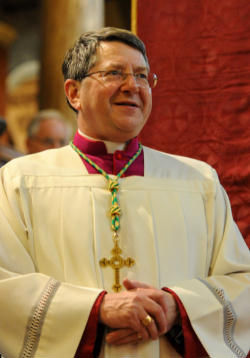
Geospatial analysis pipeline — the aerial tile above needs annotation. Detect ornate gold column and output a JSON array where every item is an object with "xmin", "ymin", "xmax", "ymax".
[
  {"xmin": 40, "ymin": 0, "xmax": 104, "ymax": 121},
  {"xmin": 0, "ymin": 22, "xmax": 16, "ymax": 116}
]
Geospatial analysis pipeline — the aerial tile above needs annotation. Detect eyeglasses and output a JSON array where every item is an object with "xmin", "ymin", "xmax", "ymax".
[{"xmin": 83, "ymin": 70, "xmax": 158, "ymax": 88}]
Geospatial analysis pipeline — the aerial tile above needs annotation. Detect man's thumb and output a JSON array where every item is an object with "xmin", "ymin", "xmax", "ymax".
[{"xmin": 123, "ymin": 278, "xmax": 151, "ymax": 290}]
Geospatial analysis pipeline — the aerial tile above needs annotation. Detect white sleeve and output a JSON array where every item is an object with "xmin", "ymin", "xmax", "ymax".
[
  {"xmin": 0, "ymin": 165, "xmax": 102, "ymax": 358},
  {"xmin": 171, "ymin": 170, "xmax": 250, "ymax": 358}
]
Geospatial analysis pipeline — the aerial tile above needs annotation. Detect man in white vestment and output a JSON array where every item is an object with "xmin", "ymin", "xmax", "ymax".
[{"xmin": 0, "ymin": 27, "xmax": 249, "ymax": 358}]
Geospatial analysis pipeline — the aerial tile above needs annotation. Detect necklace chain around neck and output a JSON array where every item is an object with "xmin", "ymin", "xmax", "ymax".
[{"xmin": 70, "ymin": 140, "xmax": 142, "ymax": 232}]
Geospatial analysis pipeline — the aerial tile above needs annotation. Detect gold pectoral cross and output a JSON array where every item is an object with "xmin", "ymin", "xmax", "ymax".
[{"xmin": 99, "ymin": 234, "xmax": 135, "ymax": 292}]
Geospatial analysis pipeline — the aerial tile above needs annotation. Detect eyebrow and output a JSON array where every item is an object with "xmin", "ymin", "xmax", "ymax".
[{"xmin": 105, "ymin": 63, "xmax": 148, "ymax": 72}]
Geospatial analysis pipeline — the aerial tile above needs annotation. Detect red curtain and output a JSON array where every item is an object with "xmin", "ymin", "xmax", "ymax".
[{"xmin": 136, "ymin": 0, "xmax": 250, "ymax": 247}]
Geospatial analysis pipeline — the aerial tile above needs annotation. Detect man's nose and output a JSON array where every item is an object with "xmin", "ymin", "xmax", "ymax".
[{"xmin": 120, "ymin": 74, "xmax": 140, "ymax": 92}]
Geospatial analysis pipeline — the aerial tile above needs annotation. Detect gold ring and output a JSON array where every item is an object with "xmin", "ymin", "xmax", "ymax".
[
  {"xmin": 137, "ymin": 333, "xmax": 142, "ymax": 340},
  {"xmin": 141, "ymin": 315, "xmax": 153, "ymax": 327}
]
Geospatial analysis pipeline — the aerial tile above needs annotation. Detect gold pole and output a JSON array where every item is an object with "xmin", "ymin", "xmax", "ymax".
[
  {"xmin": 131, "ymin": 0, "xmax": 137, "ymax": 34},
  {"xmin": 40, "ymin": 0, "xmax": 104, "ymax": 120},
  {"xmin": 0, "ymin": 22, "xmax": 16, "ymax": 48}
]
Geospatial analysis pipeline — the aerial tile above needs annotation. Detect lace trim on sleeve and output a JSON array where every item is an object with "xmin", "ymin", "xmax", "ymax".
[
  {"xmin": 19, "ymin": 278, "xmax": 60, "ymax": 358},
  {"xmin": 199, "ymin": 279, "xmax": 246, "ymax": 358}
]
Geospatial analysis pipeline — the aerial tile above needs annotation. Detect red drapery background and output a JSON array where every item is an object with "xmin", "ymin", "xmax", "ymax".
[{"xmin": 135, "ymin": 0, "xmax": 250, "ymax": 247}]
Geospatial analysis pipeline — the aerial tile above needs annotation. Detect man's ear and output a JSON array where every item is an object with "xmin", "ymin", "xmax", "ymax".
[{"xmin": 64, "ymin": 79, "xmax": 81, "ymax": 112}]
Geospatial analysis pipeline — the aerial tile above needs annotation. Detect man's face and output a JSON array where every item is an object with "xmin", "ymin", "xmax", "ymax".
[
  {"xmin": 26, "ymin": 118, "xmax": 68, "ymax": 154},
  {"xmin": 75, "ymin": 41, "xmax": 152, "ymax": 142}
]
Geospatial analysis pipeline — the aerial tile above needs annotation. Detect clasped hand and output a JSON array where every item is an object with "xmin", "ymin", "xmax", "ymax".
[{"xmin": 99, "ymin": 278, "xmax": 179, "ymax": 345}]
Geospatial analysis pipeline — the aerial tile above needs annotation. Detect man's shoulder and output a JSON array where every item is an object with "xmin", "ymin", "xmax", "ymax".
[
  {"xmin": 1, "ymin": 146, "xmax": 80, "ymax": 177},
  {"xmin": 143, "ymin": 146, "xmax": 216, "ymax": 182}
]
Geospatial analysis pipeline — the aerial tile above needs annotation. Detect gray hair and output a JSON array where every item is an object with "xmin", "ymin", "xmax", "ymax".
[
  {"xmin": 62, "ymin": 27, "xmax": 149, "ymax": 81},
  {"xmin": 27, "ymin": 109, "xmax": 71, "ymax": 139}
]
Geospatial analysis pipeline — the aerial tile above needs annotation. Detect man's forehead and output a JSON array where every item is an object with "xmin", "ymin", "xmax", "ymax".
[{"xmin": 94, "ymin": 41, "xmax": 148, "ymax": 68}]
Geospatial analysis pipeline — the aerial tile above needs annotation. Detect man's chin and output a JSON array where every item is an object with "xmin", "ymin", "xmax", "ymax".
[{"xmin": 115, "ymin": 118, "xmax": 146, "ymax": 135}]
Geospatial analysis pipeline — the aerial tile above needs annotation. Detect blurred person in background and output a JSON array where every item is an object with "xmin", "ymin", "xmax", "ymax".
[
  {"xmin": 26, "ymin": 109, "xmax": 72, "ymax": 153},
  {"xmin": 0, "ymin": 117, "xmax": 22, "ymax": 167}
]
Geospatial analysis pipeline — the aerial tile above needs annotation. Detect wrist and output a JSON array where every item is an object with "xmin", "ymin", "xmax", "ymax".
[{"xmin": 98, "ymin": 291, "xmax": 108, "ymax": 324}]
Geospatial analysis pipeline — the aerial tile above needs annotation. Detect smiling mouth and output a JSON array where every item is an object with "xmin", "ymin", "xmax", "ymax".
[{"xmin": 115, "ymin": 102, "xmax": 138, "ymax": 107}]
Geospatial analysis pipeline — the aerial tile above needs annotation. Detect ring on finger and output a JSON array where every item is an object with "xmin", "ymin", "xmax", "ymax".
[
  {"xmin": 137, "ymin": 333, "xmax": 142, "ymax": 340},
  {"xmin": 141, "ymin": 314, "xmax": 153, "ymax": 327}
]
